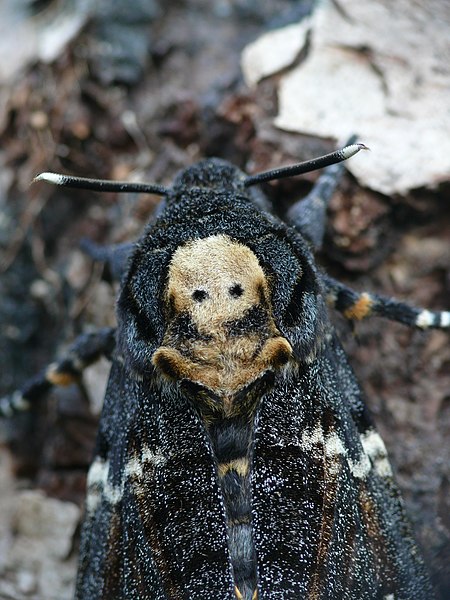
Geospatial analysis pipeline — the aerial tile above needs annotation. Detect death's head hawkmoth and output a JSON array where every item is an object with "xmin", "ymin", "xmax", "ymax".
[{"xmin": 2, "ymin": 142, "xmax": 448, "ymax": 599}]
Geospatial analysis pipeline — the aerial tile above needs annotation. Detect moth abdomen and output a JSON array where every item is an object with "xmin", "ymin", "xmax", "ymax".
[{"xmin": 212, "ymin": 418, "xmax": 256, "ymax": 600}]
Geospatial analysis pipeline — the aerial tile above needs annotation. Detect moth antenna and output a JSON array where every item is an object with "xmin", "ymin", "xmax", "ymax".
[
  {"xmin": 243, "ymin": 141, "xmax": 369, "ymax": 187},
  {"xmin": 33, "ymin": 172, "xmax": 170, "ymax": 196}
]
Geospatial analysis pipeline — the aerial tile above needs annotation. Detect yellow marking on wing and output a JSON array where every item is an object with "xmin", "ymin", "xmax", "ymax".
[
  {"xmin": 343, "ymin": 293, "xmax": 373, "ymax": 320},
  {"xmin": 252, "ymin": 591, "xmax": 258, "ymax": 600},
  {"xmin": 218, "ymin": 457, "xmax": 249, "ymax": 478}
]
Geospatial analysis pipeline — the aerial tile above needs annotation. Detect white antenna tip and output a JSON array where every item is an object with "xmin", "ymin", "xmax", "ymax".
[
  {"xmin": 33, "ymin": 172, "xmax": 66, "ymax": 185},
  {"xmin": 342, "ymin": 143, "xmax": 370, "ymax": 160}
]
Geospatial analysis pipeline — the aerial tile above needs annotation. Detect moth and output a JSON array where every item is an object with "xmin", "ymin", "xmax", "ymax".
[{"xmin": 1, "ymin": 140, "xmax": 448, "ymax": 599}]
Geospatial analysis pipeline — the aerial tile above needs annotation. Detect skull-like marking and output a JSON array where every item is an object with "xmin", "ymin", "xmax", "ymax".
[{"xmin": 152, "ymin": 235, "xmax": 292, "ymax": 398}]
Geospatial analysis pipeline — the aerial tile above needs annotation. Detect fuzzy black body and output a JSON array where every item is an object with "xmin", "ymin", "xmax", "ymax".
[{"xmin": 75, "ymin": 159, "xmax": 434, "ymax": 599}]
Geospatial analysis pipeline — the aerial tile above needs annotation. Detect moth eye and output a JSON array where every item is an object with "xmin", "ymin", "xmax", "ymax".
[
  {"xmin": 192, "ymin": 289, "xmax": 209, "ymax": 303},
  {"xmin": 229, "ymin": 283, "xmax": 244, "ymax": 298}
]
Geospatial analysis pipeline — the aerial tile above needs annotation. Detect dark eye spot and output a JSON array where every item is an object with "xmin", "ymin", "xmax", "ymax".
[
  {"xmin": 192, "ymin": 289, "xmax": 208, "ymax": 303},
  {"xmin": 229, "ymin": 283, "xmax": 244, "ymax": 298}
]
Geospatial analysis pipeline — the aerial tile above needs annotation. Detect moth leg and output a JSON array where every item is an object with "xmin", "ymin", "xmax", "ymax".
[
  {"xmin": 324, "ymin": 274, "xmax": 450, "ymax": 329},
  {"xmin": 285, "ymin": 135, "xmax": 357, "ymax": 250},
  {"xmin": 0, "ymin": 327, "xmax": 116, "ymax": 417}
]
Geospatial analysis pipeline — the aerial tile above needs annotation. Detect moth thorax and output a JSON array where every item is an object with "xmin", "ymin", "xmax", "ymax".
[{"xmin": 152, "ymin": 234, "xmax": 292, "ymax": 398}]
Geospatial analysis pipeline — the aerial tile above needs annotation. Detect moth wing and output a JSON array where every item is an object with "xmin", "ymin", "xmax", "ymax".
[
  {"xmin": 76, "ymin": 361, "xmax": 236, "ymax": 599},
  {"xmin": 251, "ymin": 335, "xmax": 434, "ymax": 599}
]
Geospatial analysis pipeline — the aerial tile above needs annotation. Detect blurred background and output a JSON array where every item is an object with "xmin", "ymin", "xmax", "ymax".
[{"xmin": 0, "ymin": 1, "xmax": 449, "ymax": 598}]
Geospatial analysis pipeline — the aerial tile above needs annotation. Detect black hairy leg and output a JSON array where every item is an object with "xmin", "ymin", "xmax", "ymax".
[
  {"xmin": 324, "ymin": 275, "xmax": 450, "ymax": 330},
  {"xmin": 0, "ymin": 328, "xmax": 116, "ymax": 417}
]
